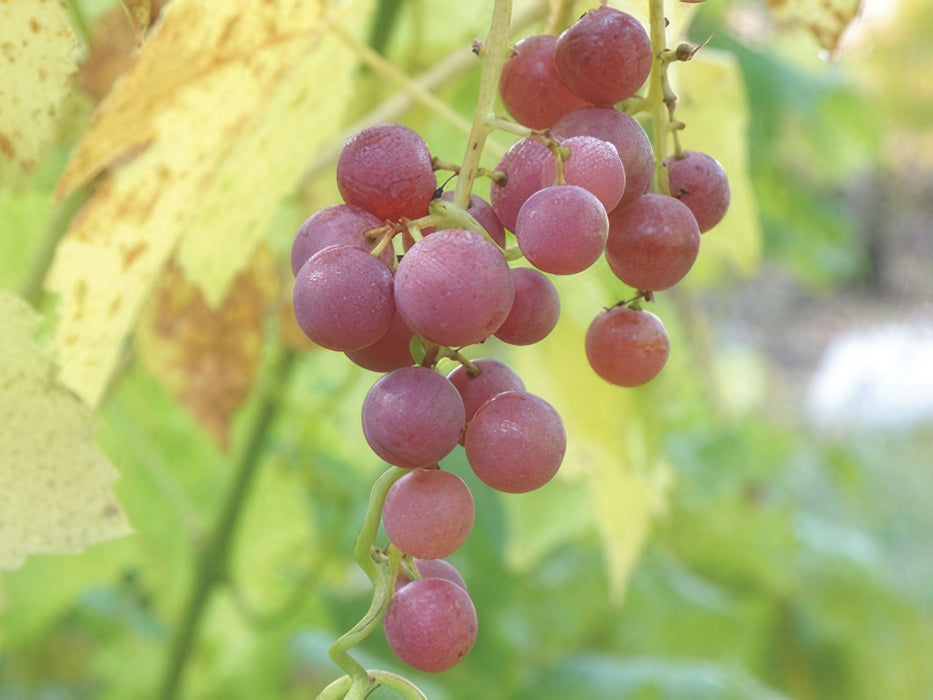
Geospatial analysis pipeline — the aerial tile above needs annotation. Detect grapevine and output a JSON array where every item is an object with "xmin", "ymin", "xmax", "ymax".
[{"xmin": 296, "ymin": 1, "xmax": 733, "ymax": 696}]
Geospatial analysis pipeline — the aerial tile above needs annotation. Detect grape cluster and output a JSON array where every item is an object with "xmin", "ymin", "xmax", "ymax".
[
  {"xmin": 497, "ymin": 5, "xmax": 731, "ymax": 387},
  {"xmin": 293, "ymin": 3, "xmax": 731, "ymax": 682}
]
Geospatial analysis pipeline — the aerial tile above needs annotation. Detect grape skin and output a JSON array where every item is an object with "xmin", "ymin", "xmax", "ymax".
[
  {"xmin": 585, "ymin": 306, "xmax": 669, "ymax": 387},
  {"xmin": 664, "ymin": 150, "xmax": 731, "ymax": 233},
  {"xmin": 423, "ymin": 192, "xmax": 507, "ymax": 248},
  {"xmin": 383, "ymin": 469, "xmax": 475, "ymax": 560},
  {"xmin": 551, "ymin": 107, "xmax": 654, "ymax": 207},
  {"xmin": 361, "ymin": 367, "xmax": 465, "ymax": 469},
  {"xmin": 290, "ymin": 204, "xmax": 392, "ymax": 276},
  {"xmin": 515, "ymin": 185, "xmax": 609, "ymax": 275},
  {"xmin": 539, "ymin": 134, "xmax": 626, "ymax": 212},
  {"xmin": 493, "ymin": 267, "xmax": 561, "ymax": 346},
  {"xmin": 465, "ymin": 391, "xmax": 566, "ymax": 493},
  {"xmin": 394, "ymin": 229, "xmax": 515, "ymax": 347},
  {"xmin": 489, "ymin": 138, "xmax": 551, "ymax": 233},
  {"xmin": 447, "ymin": 358, "xmax": 526, "ymax": 424},
  {"xmin": 605, "ymin": 193, "xmax": 701, "ymax": 291},
  {"xmin": 344, "ymin": 309, "xmax": 414, "ymax": 373},
  {"xmin": 336, "ymin": 123, "xmax": 436, "ymax": 221},
  {"xmin": 383, "ymin": 578, "xmax": 478, "ymax": 673},
  {"xmin": 554, "ymin": 6, "xmax": 652, "ymax": 105},
  {"xmin": 396, "ymin": 558, "xmax": 467, "ymax": 593},
  {"xmin": 292, "ymin": 245, "xmax": 395, "ymax": 352},
  {"xmin": 498, "ymin": 34, "xmax": 592, "ymax": 130}
]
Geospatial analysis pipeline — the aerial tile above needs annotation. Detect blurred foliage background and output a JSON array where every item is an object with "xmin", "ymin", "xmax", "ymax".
[{"xmin": 1, "ymin": 0, "xmax": 931, "ymax": 698}]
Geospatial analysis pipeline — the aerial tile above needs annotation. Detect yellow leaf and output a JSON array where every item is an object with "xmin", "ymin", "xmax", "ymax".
[
  {"xmin": 0, "ymin": 0, "xmax": 80, "ymax": 180},
  {"xmin": 768, "ymin": 0, "xmax": 862, "ymax": 53},
  {"xmin": 47, "ymin": 0, "xmax": 374, "ymax": 407},
  {"xmin": 0, "ymin": 291, "xmax": 130, "ymax": 571},
  {"xmin": 135, "ymin": 248, "xmax": 278, "ymax": 449},
  {"xmin": 673, "ymin": 50, "xmax": 762, "ymax": 286},
  {"xmin": 511, "ymin": 272, "xmax": 670, "ymax": 601}
]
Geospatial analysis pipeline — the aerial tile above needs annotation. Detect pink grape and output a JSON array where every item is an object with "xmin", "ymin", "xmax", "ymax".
[
  {"xmin": 344, "ymin": 309, "xmax": 414, "ymax": 373},
  {"xmin": 554, "ymin": 6, "xmax": 652, "ymax": 105},
  {"xmin": 336, "ymin": 123, "xmax": 436, "ymax": 221},
  {"xmin": 664, "ymin": 150, "xmax": 731, "ymax": 233},
  {"xmin": 383, "ymin": 469, "xmax": 474, "ymax": 559},
  {"xmin": 605, "ymin": 193, "xmax": 701, "ymax": 291},
  {"xmin": 489, "ymin": 137, "xmax": 551, "ymax": 233},
  {"xmin": 493, "ymin": 267, "xmax": 560, "ymax": 346},
  {"xmin": 585, "ymin": 306, "xmax": 669, "ymax": 387},
  {"xmin": 396, "ymin": 558, "xmax": 467, "ymax": 592},
  {"xmin": 515, "ymin": 185, "xmax": 608, "ymax": 275},
  {"xmin": 394, "ymin": 229, "xmax": 514, "ymax": 347},
  {"xmin": 292, "ymin": 245, "xmax": 394, "ymax": 352},
  {"xmin": 290, "ymin": 204, "xmax": 393, "ymax": 276},
  {"xmin": 551, "ymin": 107, "xmax": 654, "ymax": 206},
  {"xmin": 465, "ymin": 391, "xmax": 566, "ymax": 493},
  {"xmin": 447, "ymin": 358, "xmax": 526, "ymax": 425},
  {"xmin": 384, "ymin": 578, "xmax": 477, "ymax": 672},
  {"xmin": 539, "ymin": 135, "xmax": 626, "ymax": 212},
  {"xmin": 361, "ymin": 367, "xmax": 465, "ymax": 468},
  {"xmin": 498, "ymin": 34, "xmax": 592, "ymax": 129}
]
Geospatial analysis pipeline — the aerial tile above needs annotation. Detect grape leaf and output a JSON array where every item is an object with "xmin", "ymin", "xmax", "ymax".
[
  {"xmin": 767, "ymin": 0, "xmax": 862, "ymax": 53},
  {"xmin": 47, "ymin": 0, "xmax": 374, "ymax": 407},
  {"xmin": 674, "ymin": 50, "xmax": 762, "ymax": 286},
  {"xmin": 0, "ymin": 0, "xmax": 80, "ymax": 181},
  {"xmin": 0, "ymin": 291, "xmax": 130, "ymax": 571},
  {"xmin": 135, "ymin": 247, "xmax": 279, "ymax": 449}
]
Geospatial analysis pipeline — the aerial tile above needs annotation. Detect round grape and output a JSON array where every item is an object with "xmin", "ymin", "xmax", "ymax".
[
  {"xmin": 498, "ymin": 34, "xmax": 592, "ymax": 129},
  {"xmin": 423, "ymin": 191, "xmax": 507, "ymax": 248},
  {"xmin": 383, "ymin": 469, "xmax": 474, "ymax": 560},
  {"xmin": 551, "ymin": 107, "xmax": 654, "ymax": 206},
  {"xmin": 361, "ymin": 367, "xmax": 465, "ymax": 469},
  {"xmin": 290, "ymin": 204, "xmax": 392, "ymax": 276},
  {"xmin": 554, "ymin": 7, "xmax": 652, "ymax": 105},
  {"xmin": 664, "ymin": 150, "xmax": 731, "ymax": 233},
  {"xmin": 539, "ymin": 135, "xmax": 626, "ymax": 212},
  {"xmin": 383, "ymin": 578, "xmax": 477, "ymax": 673},
  {"xmin": 336, "ymin": 123, "xmax": 436, "ymax": 221},
  {"xmin": 394, "ymin": 229, "xmax": 514, "ymax": 347},
  {"xmin": 493, "ymin": 267, "xmax": 560, "ymax": 346},
  {"xmin": 585, "ymin": 306, "xmax": 669, "ymax": 387},
  {"xmin": 465, "ymin": 391, "xmax": 566, "ymax": 493},
  {"xmin": 292, "ymin": 245, "xmax": 395, "ymax": 352},
  {"xmin": 515, "ymin": 185, "xmax": 608, "ymax": 275},
  {"xmin": 605, "ymin": 193, "xmax": 700, "ymax": 291}
]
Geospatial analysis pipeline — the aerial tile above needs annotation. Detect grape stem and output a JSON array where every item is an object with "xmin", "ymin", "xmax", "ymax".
[
  {"xmin": 322, "ymin": 467, "xmax": 413, "ymax": 700},
  {"xmin": 647, "ymin": 0, "xmax": 675, "ymax": 195},
  {"xmin": 452, "ymin": 0, "xmax": 514, "ymax": 210}
]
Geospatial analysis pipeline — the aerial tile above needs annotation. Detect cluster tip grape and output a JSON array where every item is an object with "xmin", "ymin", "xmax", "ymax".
[{"xmin": 295, "ymin": 3, "xmax": 731, "ymax": 691}]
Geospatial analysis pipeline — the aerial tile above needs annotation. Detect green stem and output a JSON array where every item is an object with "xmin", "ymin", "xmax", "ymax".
[
  {"xmin": 647, "ymin": 0, "xmax": 671, "ymax": 194},
  {"xmin": 325, "ymin": 467, "xmax": 409, "ymax": 698},
  {"xmin": 452, "ymin": 0, "xmax": 514, "ymax": 209},
  {"xmin": 156, "ymin": 348, "xmax": 296, "ymax": 700}
]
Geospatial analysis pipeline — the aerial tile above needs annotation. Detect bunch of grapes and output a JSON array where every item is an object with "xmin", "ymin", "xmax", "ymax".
[{"xmin": 298, "ymin": 2, "xmax": 731, "ymax": 691}]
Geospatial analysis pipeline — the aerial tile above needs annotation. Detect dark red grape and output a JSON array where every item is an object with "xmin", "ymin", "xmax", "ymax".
[
  {"xmin": 290, "ymin": 204, "xmax": 392, "ymax": 276},
  {"xmin": 664, "ymin": 150, "xmax": 731, "ymax": 233},
  {"xmin": 447, "ymin": 358, "xmax": 526, "ymax": 425},
  {"xmin": 396, "ymin": 558, "xmax": 467, "ymax": 592},
  {"xmin": 493, "ymin": 267, "xmax": 560, "ymax": 346},
  {"xmin": 336, "ymin": 123, "xmax": 436, "ymax": 221},
  {"xmin": 539, "ymin": 134, "xmax": 626, "ymax": 212},
  {"xmin": 489, "ymin": 137, "xmax": 551, "ymax": 233},
  {"xmin": 344, "ymin": 309, "xmax": 414, "ymax": 373},
  {"xmin": 554, "ymin": 7, "xmax": 652, "ymax": 105},
  {"xmin": 498, "ymin": 34, "xmax": 592, "ymax": 129},
  {"xmin": 585, "ymin": 306, "xmax": 669, "ymax": 387},
  {"xmin": 605, "ymin": 193, "xmax": 700, "ymax": 291}
]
